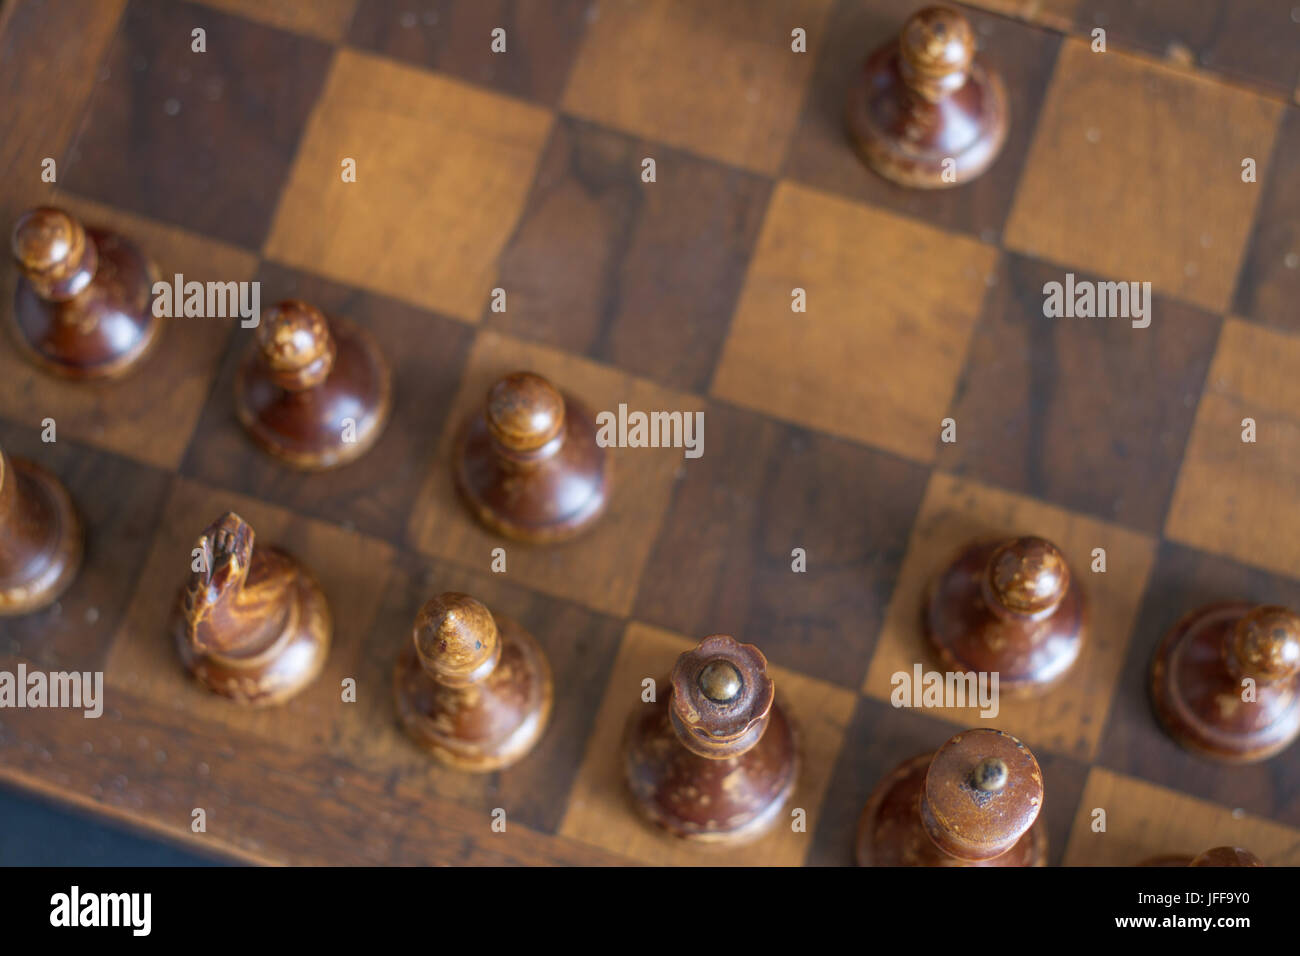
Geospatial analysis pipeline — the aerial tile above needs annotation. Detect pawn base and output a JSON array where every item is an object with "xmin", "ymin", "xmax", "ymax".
[
  {"xmin": 1151, "ymin": 602, "xmax": 1300, "ymax": 763},
  {"xmin": 394, "ymin": 614, "xmax": 553, "ymax": 771},
  {"xmin": 623, "ymin": 694, "xmax": 798, "ymax": 844},
  {"xmin": 236, "ymin": 317, "xmax": 392, "ymax": 470},
  {"xmin": 0, "ymin": 459, "xmax": 83, "ymax": 616},
  {"xmin": 855, "ymin": 754, "xmax": 1047, "ymax": 866}
]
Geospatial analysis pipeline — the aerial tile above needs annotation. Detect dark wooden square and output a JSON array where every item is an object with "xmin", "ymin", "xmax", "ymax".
[
  {"xmin": 937, "ymin": 253, "xmax": 1222, "ymax": 535},
  {"xmin": 0, "ymin": 422, "xmax": 170, "ymax": 672},
  {"xmin": 63, "ymin": 0, "xmax": 333, "ymax": 249},
  {"xmin": 179, "ymin": 262, "xmax": 475, "ymax": 546},
  {"xmin": 348, "ymin": 0, "xmax": 590, "ymax": 105},
  {"xmin": 1233, "ymin": 106, "xmax": 1300, "ymax": 335},
  {"xmin": 1098, "ymin": 541, "xmax": 1300, "ymax": 828},
  {"xmin": 487, "ymin": 117, "xmax": 772, "ymax": 393},
  {"xmin": 633, "ymin": 401, "xmax": 930, "ymax": 689},
  {"xmin": 784, "ymin": 0, "xmax": 1061, "ymax": 242}
]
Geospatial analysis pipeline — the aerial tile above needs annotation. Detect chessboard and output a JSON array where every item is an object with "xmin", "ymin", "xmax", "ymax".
[{"xmin": 1, "ymin": 0, "xmax": 1298, "ymax": 867}]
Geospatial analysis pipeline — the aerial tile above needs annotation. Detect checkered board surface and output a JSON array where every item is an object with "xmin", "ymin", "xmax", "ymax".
[{"xmin": 1, "ymin": 0, "xmax": 1298, "ymax": 866}]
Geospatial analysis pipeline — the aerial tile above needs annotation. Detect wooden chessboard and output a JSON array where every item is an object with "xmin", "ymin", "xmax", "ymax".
[{"xmin": 1, "ymin": 0, "xmax": 1298, "ymax": 867}]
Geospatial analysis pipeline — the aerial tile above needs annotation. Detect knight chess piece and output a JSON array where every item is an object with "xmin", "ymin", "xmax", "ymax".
[
  {"xmin": 925, "ymin": 535, "xmax": 1085, "ymax": 694},
  {"xmin": 235, "ymin": 300, "xmax": 391, "ymax": 469},
  {"xmin": 393, "ymin": 592, "xmax": 552, "ymax": 771},
  {"xmin": 0, "ymin": 443, "xmax": 82, "ymax": 615},
  {"xmin": 1151, "ymin": 603, "xmax": 1300, "ymax": 762},
  {"xmin": 9, "ymin": 206, "xmax": 162, "ymax": 378},
  {"xmin": 624, "ymin": 635, "xmax": 798, "ymax": 843},
  {"xmin": 171, "ymin": 512, "xmax": 330, "ymax": 706},
  {"xmin": 846, "ymin": 4, "xmax": 1008, "ymax": 188},
  {"xmin": 856, "ymin": 728, "xmax": 1047, "ymax": 866},
  {"xmin": 1142, "ymin": 846, "xmax": 1264, "ymax": 867},
  {"xmin": 453, "ymin": 371, "xmax": 608, "ymax": 542}
]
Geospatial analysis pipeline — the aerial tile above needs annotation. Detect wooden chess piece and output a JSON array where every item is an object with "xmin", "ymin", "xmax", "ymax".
[
  {"xmin": 393, "ymin": 592, "xmax": 552, "ymax": 771},
  {"xmin": 925, "ymin": 535, "xmax": 1085, "ymax": 694},
  {"xmin": 10, "ymin": 206, "xmax": 162, "ymax": 379},
  {"xmin": 235, "ymin": 300, "xmax": 392, "ymax": 469},
  {"xmin": 1142, "ymin": 846, "xmax": 1264, "ymax": 867},
  {"xmin": 454, "ymin": 371, "xmax": 608, "ymax": 542},
  {"xmin": 1151, "ymin": 603, "xmax": 1300, "ymax": 762},
  {"xmin": 846, "ymin": 5, "xmax": 1008, "ymax": 188},
  {"xmin": 856, "ymin": 728, "xmax": 1047, "ymax": 866},
  {"xmin": 171, "ymin": 512, "xmax": 330, "ymax": 706},
  {"xmin": 0, "ymin": 443, "xmax": 82, "ymax": 615},
  {"xmin": 624, "ymin": 635, "xmax": 798, "ymax": 843}
]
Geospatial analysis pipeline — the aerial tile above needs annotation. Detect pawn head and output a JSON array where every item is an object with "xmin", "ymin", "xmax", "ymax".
[
  {"xmin": 986, "ymin": 536, "xmax": 1070, "ymax": 616},
  {"xmin": 413, "ymin": 592, "xmax": 501, "ymax": 686},
  {"xmin": 899, "ymin": 6, "xmax": 975, "ymax": 99},
  {"xmin": 486, "ymin": 372, "xmax": 566, "ymax": 453},
  {"xmin": 11, "ymin": 207, "xmax": 94, "ymax": 297},
  {"xmin": 1230, "ymin": 606, "xmax": 1300, "ymax": 683},
  {"xmin": 257, "ymin": 300, "xmax": 335, "ymax": 390}
]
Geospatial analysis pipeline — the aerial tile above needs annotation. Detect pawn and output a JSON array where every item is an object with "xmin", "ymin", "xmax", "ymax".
[
  {"xmin": 856, "ymin": 728, "xmax": 1047, "ymax": 866},
  {"xmin": 235, "ymin": 300, "xmax": 391, "ymax": 469},
  {"xmin": 845, "ymin": 5, "xmax": 1008, "ymax": 188},
  {"xmin": 624, "ymin": 635, "xmax": 798, "ymax": 843},
  {"xmin": 454, "ymin": 371, "xmax": 608, "ymax": 542},
  {"xmin": 393, "ymin": 592, "xmax": 552, "ymax": 771},
  {"xmin": 1151, "ymin": 603, "xmax": 1300, "ymax": 762},
  {"xmin": 171, "ymin": 512, "xmax": 330, "ymax": 706},
  {"xmin": 10, "ymin": 206, "xmax": 162, "ymax": 379},
  {"xmin": 1143, "ymin": 846, "xmax": 1264, "ymax": 867},
  {"xmin": 0, "ymin": 443, "xmax": 82, "ymax": 615},
  {"xmin": 925, "ymin": 535, "xmax": 1085, "ymax": 694}
]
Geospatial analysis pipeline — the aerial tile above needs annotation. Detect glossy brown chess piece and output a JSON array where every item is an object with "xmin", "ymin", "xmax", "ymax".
[
  {"xmin": 10, "ymin": 206, "xmax": 162, "ymax": 379},
  {"xmin": 925, "ymin": 535, "xmax": 1085, "ymax": 694},
  {"xmin": 846, "ymin": 5, "xmax": 1008, "ymax": 188},
  {"xmin": 171, "ymin": 512, "xmax": 330, "ymax": 706},
  {"xmin": 624, "ymin": 635, "xmax": 798, "ymax": 843},
  {"xmin": 1142, "ymin": 846, "xmax": 1264, "ymax": 867},
  {"xmin": 235, "ymin": 300, "xmax": 391, "ymax": 469},
  {"xmin": 1151, "ymin": 603, "xmax": 1300, "ymax": 762},
  {"xmin": 0, "ymin": 443, "xmax": 82, "ymax": 615},
  {"xmin": 393, "ymin": 592, "xmax": 552, "ymax": 771},
  {"xmin": 454, "ymin": 371, "xmax": 608, "ymax": 542},
  {"xmin": 856, "ymin": 728, "xmax": 1047, "ymax": 866}
]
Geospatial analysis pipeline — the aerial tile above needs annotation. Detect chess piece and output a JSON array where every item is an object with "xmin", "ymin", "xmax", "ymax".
[
  {"xmin": 624, "ymin": 635, "xmax": 798, "ymax": 843},
  {"xmin": 1151, "ymin": 603, "xmax": 1300, "ymax": 762},
  {"xmin": 846, "ymin": 5, "xmax": 1008, "ymax": 188},
  {"xmin": 925, "ymin": 535, "xmax": 1085, "ymax": 694},
  {"xmin": 235, "ymin": 300, "xmax": 391, "ymax": 469},
  {"xmin": 393, "ymin": 592, "xmax": 552, "ymax": 771},
  {"xmin": 1143, "ymin": 846, "xmax": 1264, "ymax": 867},
  {"xmin": 0, "ymin": 443, "xmax": 82, "ymax": 615},
  {"xmin": 856, "ymin": 728, "xmax": 1047, "ymax": 866},
  {"xmin": 454, "ymin": 371, "xmax": 608, "ymax": 542},
  {"xmin": 10, "ymin": 206, "xmax": 161, "ymax": 379},
  {"xmin": 172, "ymin": 512, "xmax": 330, "ymax": 706}
]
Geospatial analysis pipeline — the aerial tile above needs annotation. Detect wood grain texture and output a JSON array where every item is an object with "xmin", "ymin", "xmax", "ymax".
[
  {"xmin": 264, "ymin": 48, "xmax": 552, "ymax": 321},
  {"xmin": 197, "ymin": 0, "xmax": 359, "ymax": 42},
  {"xmin": 1233, "ymin": 106, "xmax": 1300, "ymax": 335},
  {"xmin": 1005, "ymin": 38, "xmax": 1283, "ymax": 313}
]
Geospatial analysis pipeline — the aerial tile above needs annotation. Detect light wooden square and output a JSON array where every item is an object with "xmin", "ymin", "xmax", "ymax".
[
  {"xmin": 197, "ymin": 0, "xmax": 358, "ymax": 41},
  {"xmin": 863, "ymin": 471, "xmax": 1157, "ymax": 761},
  {"xmin": 1005, "ymin": 38, "xmax": 1283, "ymax": 313},
  {"xmin": 562, "ymin": 0, "xmax": 830, "ymax": 175},
  {"xmin": 264, "ymin": 49, "xmax": 553, "ymax": 322},
  {"xmin": 560, "ymin": 622, "xmax": 856, "ymax": 865},
  {"xmin": 1063, "ymin": 768, "xmax": 1300, "ymax": 865},
  {"xmin": 1166, "ymin": 318, "xmax": 1300, "ymax": 579},
  {"xmin": 711, "ymin": 182, "xmax": 998, "ymax": 464}
]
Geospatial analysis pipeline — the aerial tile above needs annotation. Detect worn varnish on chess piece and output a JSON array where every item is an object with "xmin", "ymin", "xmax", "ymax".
[
  {"xmin": 236, "ymin": 300, "xmax": 392, "ymax": 469},
  {"xmin": 454, "ymin": 371, "xmax": 609, "ymax": 542},
  {"xmin": 171, "ymin": 512, "xmax": 330, "ymax": 705},
  {"xmin": 925, "ymin": 535, "xmax": 1085, "ymax": 694},
  {"xmin": 1151, "ymin": 603, "xmax": 1300, "ymax": 762},
  {"xmin": 1143, "ymin": 846, "xmax": 1264, "ymax": 867},
  {"xmin": 846, "ymin": 5, "xmax": 1008, "ymax": 188},
  {"xmin": 624, "ymin": 635, "xmax": 798, "ymax": 843},
  {"xmin": 393, "ymin": 592, "xmax": 552, "ymax": 771},
  {"xmin": 10, "ymin": 206, "xmax": 162, "ymax": 378},
  {"xmin": 0, "ymin": 443, "xmax": 82, "ymax": 615},
  {"xmin": 856, "ymin": 728, "xmax": 1047, "ymax": 866}
]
